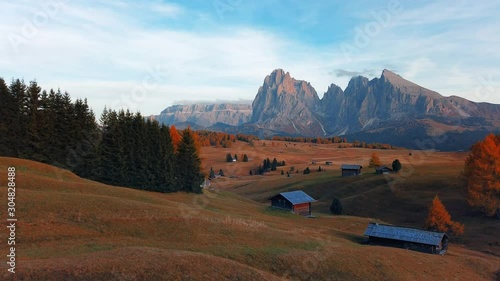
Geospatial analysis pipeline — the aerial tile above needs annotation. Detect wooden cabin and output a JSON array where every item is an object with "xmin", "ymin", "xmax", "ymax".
[
  {"xmin": 269, "ymin": 190, "xmax": 317, "ymax": 217},
  {"xmin": 363, "ymin": 223, "xmax": 449, "ymax": 254},
  {"xmin": 341, "ymin": 164, "xmax": 362, "ymax": 177},
  {"xmin": 376, "ymin": 166, "xmax": 393, "ymax": 174}
]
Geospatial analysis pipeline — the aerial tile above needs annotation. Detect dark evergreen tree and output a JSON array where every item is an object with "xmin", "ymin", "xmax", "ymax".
[
  {"xmin": 209, "ymin": 167, "xmax": 215, "ymax": 179},
  {"xmin": 392, "ymin": 159, "xmax": 402, "ymax": 172},
  {"xmin": 234, "ymin": 154, "xmax": 238, "ymax": 161},
  {"xmin": 303, "ymin": 167, "xmax": 311, "ymax": 174},
  {"xmin": 226, "ymin": 153, "xmax": 233, "ymax": 162},
  {"xmin": 24, "ymin": 81, "xmax": 42, "ymax": 159},
  {"xmin": 219, "ymin": 169, "xmax": 224, "ymax": 177},
  {"xmin": 243, "ymin": 154, "xmax": 248, "ymax": 162},
  {"xmin": 96, "ymin": 109, "xmax": 121, "ymax": 185},
  {"xmin": 9, "ymin": 79, "xmax": 27, "ymax": 156},
  {"xmin": 330, "ymin": 198, "xmax": 343, "ymax": 215},
  {"xmin": 176, "ymin": 128, "xmax": 204, "ymax": 193},
  {"xmin": 158, "ymin": 124, "xmax": 176, "ymax": 192},
  {"xmin": 0, "ymin": 78, "xmax": 17, "ymax": 156},
  {"xmin": 271, "ymin": 158, "xmax": 278, "ymax": 171}
]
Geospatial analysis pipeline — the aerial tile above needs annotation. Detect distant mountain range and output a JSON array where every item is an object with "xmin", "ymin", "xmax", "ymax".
[{"xmin": 153, "ymin": 69, "xmax": 500, "ymax": 151}]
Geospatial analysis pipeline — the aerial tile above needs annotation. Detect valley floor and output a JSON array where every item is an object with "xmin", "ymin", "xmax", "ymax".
[{"xmin": 0, "ymin": 148, "xmax": 499, "ymax": 280}]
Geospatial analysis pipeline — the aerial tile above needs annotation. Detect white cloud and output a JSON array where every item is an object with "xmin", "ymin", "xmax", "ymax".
[
  {"xmin": 1, "ymin": 0, "xmax": 499, "ymax": 119},
  {"xmin": 151, "ymin": 2, "xmax": 184, "ymax": 18}
]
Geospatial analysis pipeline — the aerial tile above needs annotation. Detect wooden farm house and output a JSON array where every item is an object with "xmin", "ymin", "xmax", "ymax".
[
  {"xmin": 341, "ymin": 164, "xmax": 363, "ymax": 177},
  {"xmin": 269, "ymin": 190, "xmax": 317, "ymax": 217},
  {"xmin": 363, "ymin": 223, "xmax": 449, "ymax": 254},
  {"xmin": 376, "ymin": 166, "xmax": 393, "ymax": 174}
]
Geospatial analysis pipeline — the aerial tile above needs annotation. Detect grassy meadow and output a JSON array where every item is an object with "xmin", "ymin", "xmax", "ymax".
[{"xmin": 0, "ymin": 140, "xmax": 499, "ymax": 280}]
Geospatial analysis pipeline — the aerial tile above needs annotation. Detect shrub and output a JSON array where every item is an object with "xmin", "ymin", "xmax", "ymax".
[{"xmin": 330, "ymin": 198, "xmax": 343, "ymax": 215}]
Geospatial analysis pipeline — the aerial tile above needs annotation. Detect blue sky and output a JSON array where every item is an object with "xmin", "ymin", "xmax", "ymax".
[{"xmin": 1, "ymin": 0, "xmax": 500, "ymax": 116}]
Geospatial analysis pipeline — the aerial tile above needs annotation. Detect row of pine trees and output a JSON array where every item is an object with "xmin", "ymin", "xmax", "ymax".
[{"xmin": 0, "ymin": 78, "xmax": 204, "ymax": 193}]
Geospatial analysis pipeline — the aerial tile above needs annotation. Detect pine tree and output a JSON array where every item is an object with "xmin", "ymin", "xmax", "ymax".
[
  {"xmin": 209, "ymin": 167, "xmax": 215, "ymax": 179},
  {"xmin": 234, "ymin": 154, "xmax": 238, "ymax": 161},
  {"xmin": 176, "ymin": 128, "xmax": 204, "ymax": 193},
  {"xmin": 271, "ymin": 158, "xmax": 278, "ymax": 171},
  {"xmin": 0, "ymin": 78, "xmax": 17, "ymax": 156},
  {"xmin": 392, "ymin": 159, "xmax": 402, "ymax": 172},
  {"xmin": 330, "ymin": 198, "xmax": 343, "ymax": 215},
  {"xmin": 226, "ymin": 153, "xmax": 233, "ymax": 162},
  {"xmin": 243, "ymin": 154, "xmax": 249, "ymax": 162},
  {"xmin": 9, "ymin": 79, "xmax": 27, "ymax": 156},
  {"xmin": 303, "ymin": 167, "xmax": 311, "ymax": 174},
  {"xmin": 24, "ymin": 81, "xmax": 42, "ymax": 159}
]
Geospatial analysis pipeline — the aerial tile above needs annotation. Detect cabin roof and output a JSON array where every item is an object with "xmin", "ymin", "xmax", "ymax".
[
  {"xmin": 364, "ymin": 223, "xmax": 448, "ymax": 246},
  {"xmin": 270, "ymin": 190, "xmax": 316, "ymax": 205},
  {"xmin": 341, "ymin": 164, "xmax": 363, "ymax": 170},
  {"xmin": 376, "ymin": 166, "xmax": 393, "ymax": 171}
]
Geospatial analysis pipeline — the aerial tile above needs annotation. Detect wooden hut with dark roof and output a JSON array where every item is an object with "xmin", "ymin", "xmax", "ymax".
[
  {"xmin": 269, "ymin": 190, "xmax": 317, "ymax": 217},
  {"xmin": 363, "ymin": 222, "xmax": 449, "ymax": 254},
  {"xmin": 341, "ymin": 164, "xmax": 362, "ymax": 177}
]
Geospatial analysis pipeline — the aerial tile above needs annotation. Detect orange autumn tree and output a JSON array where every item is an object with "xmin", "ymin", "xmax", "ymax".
[
  {"xmin": 424, "ymin": 195, "xmax": 464, "ymax": 236},
  {"xmin": 170, "ymin": 125, "xmax": 182, "ymax": 152},
  {"xmin": 463, "ymin": 133, "xmax": 500, "ymax": 217},
  {"xmin": 191, "ymin": 130, "xmax": 202, "ymax": 153},
  {"xmin": 369, "ymin": 152, "xmax": 382, "ymax": 168}
]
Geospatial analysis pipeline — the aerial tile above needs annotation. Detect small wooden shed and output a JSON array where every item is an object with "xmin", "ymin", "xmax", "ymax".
[
  {"xmin": 364, "ymin": 223, "xmax": 449, "ymax": 254},
  {"xmin": 269, "ymin": 190, "xmax": 317, "ymax": 217},
  {"xmin": 376, "ymin": 166, "xmax": 393, "ymax": 174},
  {"xmin": 341, "ymin": 164, "xmax": 362, "ymax": 177}
]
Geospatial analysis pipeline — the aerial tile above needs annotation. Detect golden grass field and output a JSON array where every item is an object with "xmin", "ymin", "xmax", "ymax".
[{"xmin": 0, "ymin": 141, "xmax": 499, "ymax": 280}]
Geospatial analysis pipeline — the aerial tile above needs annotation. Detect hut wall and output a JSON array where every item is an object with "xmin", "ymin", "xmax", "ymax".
[
  {"xmin": 293, "ymin": 203, "xmax": 311, "ymax": 216},
  {"xmin": 342, "ymin": 169, "xmax": 360, "ymax": 177},
  {"xmin": 368, "ymin": 237, "xmax": 436, "ymax": 254},
  {"xmin": 271, "ymin": 195, "xmax": 293, "ymax": 211}
]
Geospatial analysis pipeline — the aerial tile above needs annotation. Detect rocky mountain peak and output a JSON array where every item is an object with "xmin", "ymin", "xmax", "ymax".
[
  {"xmin": 323, "ymin": 84, "xmax": 344, "ymax": 99},
  {"xmin": 380, "ymin": 69, "xmax": 442, "ymax": 99},
  {"xmin": 250, "ymin": 69, "xmax": 324, "ymax": 135},
  {"xmin": 266, "ymin": 69, "xmax": 289, "ymax": 85},
  {"xmin": 153, "ymin": 68, "xmax": 500, "ymax": 151}
]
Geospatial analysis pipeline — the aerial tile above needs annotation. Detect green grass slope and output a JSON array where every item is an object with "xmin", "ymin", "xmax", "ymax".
[{"xmin": 0, "ymin": 157, "xmax": 499, "ymax": 280}]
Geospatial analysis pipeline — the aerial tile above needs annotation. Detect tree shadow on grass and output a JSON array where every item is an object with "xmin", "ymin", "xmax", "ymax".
[{"xmin": 335, "ymin": 231, "xmax": 367, "ymax": 244}]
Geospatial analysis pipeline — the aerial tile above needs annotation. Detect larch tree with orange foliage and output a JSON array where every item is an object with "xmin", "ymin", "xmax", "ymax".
[
  {"xmin": 368, "ymin": 152, "xmax": 382, "ymax": 168},
  {"xmin": 463, "ymin": 133, "xmax": 500, "ymax": 217},
  {"xmin": 424, "ymin": 195, "xmax": 464, "ymax": 236},
  {"xmin": 170, "ymin": 125, "xmax": 182, "ymax": 151}
]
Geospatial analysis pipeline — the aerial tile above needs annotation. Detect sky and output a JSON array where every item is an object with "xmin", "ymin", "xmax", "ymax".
[{"xmin": 1, "ymin": 0, "xmax": 500, "ymax": 116}]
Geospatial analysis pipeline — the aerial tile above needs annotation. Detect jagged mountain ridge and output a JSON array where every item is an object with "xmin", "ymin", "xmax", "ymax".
[
  {"xmin": 154, "ymin": 103, "xmax": 252, "ymax": 127},
  {"xmin": 155, "ymin": 69, "xmax": 500, "ymax": 150},
  {"xmin": 250, "ymin": 69, "xmax": 326, "ymax": 136}
]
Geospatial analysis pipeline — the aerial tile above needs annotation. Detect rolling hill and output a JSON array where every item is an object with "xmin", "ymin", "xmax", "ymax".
[{"xmin": 1, "ymin": 155, "xmax": 499, "ymax": 280}]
